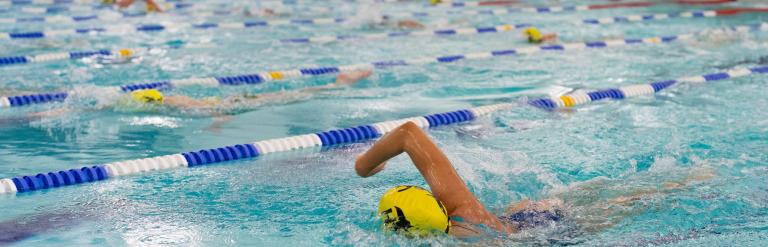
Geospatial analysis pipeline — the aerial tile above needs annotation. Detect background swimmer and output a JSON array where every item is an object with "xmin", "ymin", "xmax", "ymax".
[
  {"xmin": 523, "ymin": 27, "xmax": 558, "ymax": 44},
  {"xmin": 355, "ymin": 122, "xmax": 716, "ymax": 237},
  {"xmin": 15, "ymin": 70, "xmax": 373, "ymax": 132}
]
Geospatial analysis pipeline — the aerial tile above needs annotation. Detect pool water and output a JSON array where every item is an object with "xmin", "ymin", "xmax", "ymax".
[{"xmin": 1, "ymin": 0, "xmax": 767, "ymax": 246}]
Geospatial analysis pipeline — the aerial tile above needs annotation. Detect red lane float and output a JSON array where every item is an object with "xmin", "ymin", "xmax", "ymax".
[
  {"xmin": 588, "ymin": 2, "xmax": 655, "ymax": 10},
  {"xmin": 676, "ymin": 0, "xmax": 737, "ymax": 5},
  {"xmin": 478, "ymin": 0, "xmax": 518, "ymax": 6},
  {"xmin": 714, "ymin": 8, "xmax": 768, "ymax": 15}
]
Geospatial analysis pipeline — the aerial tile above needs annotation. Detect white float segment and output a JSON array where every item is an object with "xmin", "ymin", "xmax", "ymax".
[
  {"xmin": 0, "ymin": 179, "xmax": 16, "ymax": 193},
  {"xmin": 726, "ymin": 68, "xmax": 753, "ymax": 78},
  {"xmin": 0, "ymin": 97, "xmax": 10, "ymax": 108},
  {"xmin": 677, "ymin": 76, "xmax": 707, "ymax": 83}
]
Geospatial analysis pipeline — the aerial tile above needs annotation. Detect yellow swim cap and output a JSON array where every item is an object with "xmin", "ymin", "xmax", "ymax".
[
  {"xmin": 429, "ymin": 0, "xmax": 443, "ymax": 5},
  {"xmin": 523, "ymin": 27, "xmax": 544, "ymax": 43},
  {"xmin": 130, "ymin": 89, "xmax": 164, "ymax": 104},
  {"xmin": 378, "ymin": 185, "xmax": 450, "ymax": 236}
]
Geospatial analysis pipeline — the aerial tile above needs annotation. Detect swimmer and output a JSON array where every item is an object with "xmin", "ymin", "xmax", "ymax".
[
  {"xmin": 17, "ymin": 70, "xmax": 373, "ymax": 131},
  {"xmin": 523, "ymin": 27, "xmax": 557, "ymax": 44},
  {"xmin": 355, "ymin": 122, "xmax": 716, "ymax": 237},
  {"xmin": 110, "ymin": 0, "xmax": 163, "ymax": 12}
]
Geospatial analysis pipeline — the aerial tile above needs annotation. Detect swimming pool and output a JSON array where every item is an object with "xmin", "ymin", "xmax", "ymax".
[{"xmin": 1, "ymin": 0, "xmax": 767, "ymax": 245}]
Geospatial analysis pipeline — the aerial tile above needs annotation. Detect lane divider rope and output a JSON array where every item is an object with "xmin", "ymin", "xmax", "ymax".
[
  {"xmin": 280, "ymin": 23, "xmax": 530, "ymax": 43},
  {"xmin": 0, "ymin": 17, "xmax": 348, "ymax": 40},
  {"xmin": 0, "ymin": 47, "xmax": 145, "ymax": 66},
  {"xmin": 7, "ymin": 2, "xmax": 745, "ymax": 39},
  {"xmin": 1, "ymin": 65, "xmax": 766, "ymax": 194},
  {"xmin": 2, "ymin": 2, "xmax": 192, "ymax": 14},
  {"xmin": 2, "ymin": 23, "xmax": 766, "ymax": 108},
  {"xmin": 280, "ymin": 8, "xmax": 768, "ymax": 44},
  {"xmin": 389, "ymin": 2, "xmax": 655, "ymax": 19}
]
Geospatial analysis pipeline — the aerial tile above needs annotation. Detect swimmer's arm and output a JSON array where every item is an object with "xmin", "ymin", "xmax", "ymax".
[
  {"xmin": 145, "ymin": 0, "xmax": 162, "ymax": 12},
  {"xmin": 204, "ymin": 114, "xmax": 232, "ymax": 133},
  {"xmin": 355, "ymin": 122, "xmax": 511, "ymax": 233},
  {"xmin": 116, "ymin": 0, "xmax": 134, "ymax": 8}
]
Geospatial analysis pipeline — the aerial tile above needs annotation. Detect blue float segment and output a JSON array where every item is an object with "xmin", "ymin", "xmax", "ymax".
[
  {"xmin": 587, "ymin": 88, "xmax": 625, "ymax": 101},
  {"xmin": 528, "ymin": 98, "xmax": 556, "ymax": 109},
  {"xmin": 536, "ymin": 7, "xmax": 551, "ymax": 13},
  {"xmin": 72, "ymin": 15, "xmax": 97, "ymax": 22},
  {"xmin": 216, "ymin": 74, "xmax": 264, "ymax": 85},
  {"xmin": 193, "ymin": 23, "xmax": 218, "ymax": 29},
  {"xmin": 17, "ymin": 17, "xmax": 44, "ymax": 22},
  {"xmin": 476, "ymin": 27, "xmax": 497, "ymax": 33},
  {"xmin": 244, "ymin": 21, "xmax": 268, "ymax": 27},
  {"xmin": 183, "ymin": 144, "xmax": 259, "ymax": 167},
  {"xmin": 373, "ymin": 60, "xmax": 407, "ymax": 68},
  {"xmin": 624, "ymin": 39, "xmax": 643, "ymax": 44},
  {"xmin": 614, "ymin": 17, "xmax": 629, "ymax": 22},
  {"xmin": 291, "ymin": 19, "xmax": 314, "ymax": 24},
  {"xmin": 750, "ymin": 66, "xmax": 768, "ymax": 74},
  {"xmin": 75, "ymin": 28, "xmax": 106, "ymax": 33},
  {"xmin": 434, "ymin": 30, "xmax": 457, "ymax": 35},
  {"xmin": 69, "ymin": 50, "xmax": 111, "ymax": 59},
  {"xmin": 282, "ymin": 38, "xmax": 310, "ymax": 43},
  {"xmin": 702, "ymin": 73, "xmax": 729, "ymax": 81},
  {"xmin": 300, "ymin": 67, "xmax": 340, "ymax": 75},
  {"xmin": 315, "ymin": 125, "xmax": 380, "ymax": 146},
  {"xmin": 661, "ymin": 36, "xmax": 677, "ymax": 42},
  {"xmin": 423, "ymin": 109, "xmax": 475, "ymax": 128},
  {"xmin": 120, "ymin": 81, "xmax": 171, "ymax": 92},
  {"xmin": 586, "ymin": 41, "xmax": 607, "ymax": 48},
  {"xmin": 583, "ymin": 19, "xmax": 599, "ymax": 24},
  {"xmin": 136, "ymin": 24, "xmax": 165, "ymax": 32},
  {"xmin": 692, "ymin": 11, "xmax": 705, "ymax": 17},
  {"xmin": 650, "ymin": 80, "xmax": 677, "ymax": 92},
  {"xmin": 10, "ymin": 166, "xmax": 108, "ymax": 193},
  {"xmin": 10, "ymin": 32, "xmax": 44, "ymax": 39},
  {"xmin": 437, "ymin": 55, "xmax": 465, "ymax": 63},
  {"xmin": 540, "ymin": 45, "xmax": 564, "ymax": 50},
  {"xmin": 491, "ymin": 49, "xmax": 516, "ymax": 56},
  {"xmin": 7, "ymin": 92, "xmax": 68, "ymax": 107},
  {"xmin": 388, "ymin": 32, "xmax": 410, "ymax": 37},
  {"xmin": 0, "ymin": 56, "xmax": 29, "ymax": 65}
]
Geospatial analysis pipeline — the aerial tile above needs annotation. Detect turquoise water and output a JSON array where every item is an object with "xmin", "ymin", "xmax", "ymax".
[{"xmin": 1, "ymin": 0, "xmax": 768, "ymax": 246}]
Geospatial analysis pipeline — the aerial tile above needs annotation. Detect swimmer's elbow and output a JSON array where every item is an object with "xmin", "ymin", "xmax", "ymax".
[{"xmin": 354, "ymin": 157, "xmax": 371, "ymax": 177}]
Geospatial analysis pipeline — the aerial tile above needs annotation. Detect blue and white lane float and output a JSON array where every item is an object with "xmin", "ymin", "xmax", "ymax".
[
  {"xmin": 0, "ymin": 44, "xmax": 182, "ymax": 66},
  {"xmin": 388, "ymin": 2, "xmax": 650, "ymax": 19},
  {"xmin": 0, "ymin": 11, "xmax": 175, "ymax": 25},
  {"xmin": 0, "ymin": 17, "xmax": 348, "ymax": 40},
  {"xmin": 0, "ymin": 0, "xmax": 98, "ymax": 6},
  {"xmin": 0, "ymin": 5, "xmax": 335, "ymax": 24},
  {"xmin": 280, "ymin": 9, "xmax": 742, "ymax": 44},
  {"xmin": 1, "ymin": 65, "xmax": 767, "ymax": 194},
  {"xmin": 2, "ymin": 2, "xmax": 193, "ymax": 14},
  {"xmin": 0, "ymin": 3, "xmax": 731, "ymax": 39},
  {"xmin": 281, "ymin": 23, "xmax": 531, "ymax": 43},
  {"xmin": 1, "ymin": 23, "xmax": 766, "ymax": 108}
]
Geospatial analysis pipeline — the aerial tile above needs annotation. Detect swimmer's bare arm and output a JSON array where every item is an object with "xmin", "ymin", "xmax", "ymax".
[{"xmin": 355, "ymin": 122, "xmax": 511, "ymax": 233}]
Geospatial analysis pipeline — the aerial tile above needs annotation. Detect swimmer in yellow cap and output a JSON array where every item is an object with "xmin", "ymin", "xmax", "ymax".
[
  {"xmin": 523, "ymin": 27, "xmax": 558, "ymax": 44},
  {"xmin": 21, "ymin": 70, "xmax": 373, "ymax": 132},
  {"xmin": 355, "ymin": 122, "xmax": 716, "ymax": 237},
  {"xmin": 129, "ymin": 70, "xmax": 372, "ymax": 110}
]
